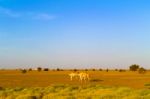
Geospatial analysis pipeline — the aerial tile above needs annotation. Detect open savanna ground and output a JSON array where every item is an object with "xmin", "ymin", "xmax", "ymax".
[
  {"xmin": 0, "ymin": 70, "xmax": 150, "ymax": 89},
  {"xmin": 1, "ymin": 70, "xmax": 150, "ymax": 99},
  {"xmin": 1, "ymin": 84, "xmax": 150, "ymax": 99}
]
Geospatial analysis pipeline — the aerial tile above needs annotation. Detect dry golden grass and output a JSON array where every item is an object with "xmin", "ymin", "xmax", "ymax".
[
  {"xmin": 0, "ymin": 70, "xmax": 150, "ymax": 89},
  {"xmin": 1, "ymin": 84, "xmax": 150, "ymax": 99}
]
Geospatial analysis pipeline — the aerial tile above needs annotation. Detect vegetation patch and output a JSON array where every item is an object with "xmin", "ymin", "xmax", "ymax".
[{"xmin": 0, "ymin": 85, "xmax": 150, "ymax": 99}]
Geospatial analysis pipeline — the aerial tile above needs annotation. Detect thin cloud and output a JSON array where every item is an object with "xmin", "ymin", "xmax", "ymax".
[
  {"xmin": 33, "ymin": 13, "xmax": 55, "ymax": 20},
  {"xmin": 0, "ymin": 6, "xmax": 56, "ymax": 20},
  {"xmin": 0, "ymin": 7, "xmax": 21, "ymax": 18}
]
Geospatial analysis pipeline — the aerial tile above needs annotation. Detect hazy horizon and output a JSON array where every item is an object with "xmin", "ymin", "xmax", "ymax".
[{"xmin": 0, "ymin": 0, "xmax": 150, "ymax": 69}]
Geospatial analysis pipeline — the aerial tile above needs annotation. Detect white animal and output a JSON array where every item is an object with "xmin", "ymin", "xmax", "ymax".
[
  {"xmin": 69, "ymin": 72, "xmax": 79, "ymax": 81},
  {"xmin": 78, "ymin": 72, "xmax": 90, "ymax": 82},
  {"xmin": 69, "ymin": 72, "xmax": 89, "ymax": 82}
]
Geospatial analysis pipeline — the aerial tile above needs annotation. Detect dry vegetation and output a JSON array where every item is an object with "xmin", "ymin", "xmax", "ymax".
[
  {"xmin": 0, "ymin": 69, "xmax": 150, "ymax": 99},
  {"xmin": 0, "ymin": 69, "xmax": 150, "ymax": 89},
  {"xmin": 1, "ymin": 84, "xmax": 150, "ymax": 99}
]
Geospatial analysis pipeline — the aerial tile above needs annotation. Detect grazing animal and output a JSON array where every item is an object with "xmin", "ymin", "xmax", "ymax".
[
  {"xmin": 69, "ymin": 72, "xmax": 79, "ymax": 81},
  {"xmin": 69, "ymin": 72, "xmax": 90, "ymax": 82},
  {"xmin": 78, "ymin": 72, "xmax": 90, "ymax": 82}
]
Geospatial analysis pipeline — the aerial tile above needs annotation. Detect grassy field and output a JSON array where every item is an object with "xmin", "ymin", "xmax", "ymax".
[
  {"xmin": 1, "ymin": 84, "xmax": 150, "ymax": 99},
  {"xmin": 0, "ymin": 70, "xmax": 150, "ymax": 89},
  {"xmin": 1, "ymin": 70, "xmax": 150, "ymax": 99}
]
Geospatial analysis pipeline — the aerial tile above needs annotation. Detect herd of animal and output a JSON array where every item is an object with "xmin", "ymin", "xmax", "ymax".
[{"xmin": 69, "ymin": 72, "xmax": 90, "ymax": 82}]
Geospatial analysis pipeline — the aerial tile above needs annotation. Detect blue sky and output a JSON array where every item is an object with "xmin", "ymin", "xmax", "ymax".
[{"xmin": 0, "ymin": 0, "xmax": 150, "ymax": 69}]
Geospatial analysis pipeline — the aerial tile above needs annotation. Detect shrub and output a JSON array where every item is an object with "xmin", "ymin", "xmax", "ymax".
[
  {"xmin": 106, "ymin": 69, "xmax": 109, "ymax": 72},
  {"xmin": 145, "ymin": 83, "xmax": 150, "ymax": 87},
  {"xmin": 43, "ymin": 68, "xmax": 49, "ymax": 71},
  {"xmin": 119, "ymin": 69, "xmax": 126, "ymax": 72},
  {"xmin": 138, "ymin": 67, "xmax": 146, "ymax": 74},
  {"xmin": 28, "ymin": 68, "xmax": 32, "ymax": 71},
  {"xmin": 56, "ymin": 68, "xmax": 60, "ymax": 71},
  {"xmin": 99, "ymin": 69, "xmax": 103, "ymax": 71},
  {"xmin": 129, "ymin": 64, "xmax": 140, "ymax": 71},
  {"xmin": 73, "ymin": 69, "xmax": 78, "ymax": 72},
  {"xmin": 21, "ymin": 69, "xmax": 27, "ymax": 74},
  {"xmin": 37, "ymin": 67, "xmax": 42, "ymax": 72}
]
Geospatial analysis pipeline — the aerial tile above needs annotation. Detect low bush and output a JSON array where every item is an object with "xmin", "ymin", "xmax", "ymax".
[
  {"xmin": 43, "ymin": 68, "xmax": 49, "ymax": 71},
  {"xmin": 99, "ymin": 69, "xmax": 103, "ymax": 71},
  {"xmin": 119, "ymin": 69, "xmax": 126, "ymax": 72},
  {"xmin": 21, "ymin": 69, "xmax": 27, "ymax": 74},
  {"xmin": 37, "ymin": 67, "xmax": 42, "ymax": 72},
  {"xmin": 138, "ymin": 67, "xmax": 146, "ymax": 74}
]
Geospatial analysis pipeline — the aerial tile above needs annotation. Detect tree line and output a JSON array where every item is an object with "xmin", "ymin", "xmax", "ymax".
[{"xmin": 20, "ymin": 64, "xmax": 146, "ymax": 74}]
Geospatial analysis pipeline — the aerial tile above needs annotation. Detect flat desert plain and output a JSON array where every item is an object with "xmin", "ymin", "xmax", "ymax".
[{"xmin": 0, "ymin": 70, "xmax": 150, "ymax": 89}]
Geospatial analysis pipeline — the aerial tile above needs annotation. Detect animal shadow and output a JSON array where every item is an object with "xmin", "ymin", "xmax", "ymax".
[{"xmin": 90, "ymin": 79, "xmax": 103, "ymax": 82}]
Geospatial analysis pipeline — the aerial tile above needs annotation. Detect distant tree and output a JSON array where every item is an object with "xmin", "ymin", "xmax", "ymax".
[
  {"xmin": 21, "ymin": 69, "xmax": 27, "ymax": 74},
  {"xmin": 43, "ymin": 68, "xmax": 49, "ymax": 71},
  {"xmin": 37, "ymin": 67, "xmax": 42, "ymax": 72},
  {"xmin": 28, "ymin": 68, "xmax": 32, "ymax": 71},
  {"xmin": 99, "ymin": 69, "xmax": 103, "ymax": 71},
  {"xmin": 115, "ymin": 69, "xmax": 118, "ymax": 71},
  {"xmin": 119, "ymin": 69, "xmax": 126, "ymax": 72},
  {"xmin": 73, "ymin": 69, "xmax": 78, "ymax": 72},
  {"xmin": 85, "ymin": 69, "xmax": 88, "ymax": 71},
  {"xmin": 92, "ymin": 69, "xmax": 96, "ymax": 71},
  {"xmin": 129, "ymin": 64, "xmax": 140, "ymax": 71},
  {"xmin": 138, "ymin": 67, "xmax": 146, "ymax": 74},
  {"xmin": 106, "ymin": 68, "xmax": 109, "ymax": 72},
  {"xmin": 56, "ymin": 68, "xmax": 60, "ymax": 71}
]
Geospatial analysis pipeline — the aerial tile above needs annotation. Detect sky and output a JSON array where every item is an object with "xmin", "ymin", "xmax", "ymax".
[{"xmin": 0, "ymin": 0, "xmax": 150, "ymax": 69}]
